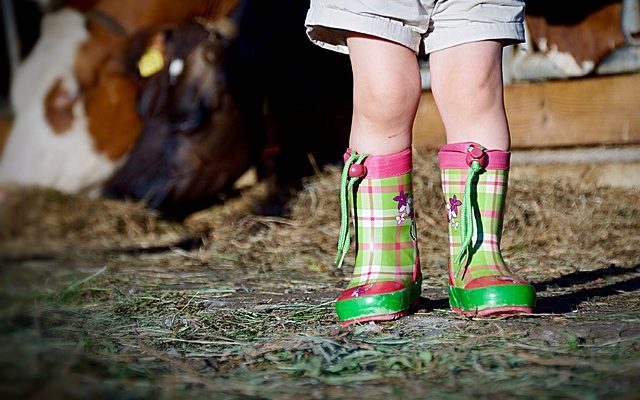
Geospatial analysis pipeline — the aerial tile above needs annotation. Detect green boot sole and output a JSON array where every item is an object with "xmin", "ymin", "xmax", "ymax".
[
  {"xmin": 336, "ymin": 278, "xmax": 422, "ymax": 326},
  {"xmin": 448, "ymin": 283, "xmax": 535, "ymax": 317}
]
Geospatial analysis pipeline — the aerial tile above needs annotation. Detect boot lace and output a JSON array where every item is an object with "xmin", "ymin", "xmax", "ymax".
[
  {"xmin": 453, "ymin": 145, "xmax": 486, "ymax": 278},
  {"xmin": 335, "ymin": 151, "xmax": 368, "ymax": 268}
]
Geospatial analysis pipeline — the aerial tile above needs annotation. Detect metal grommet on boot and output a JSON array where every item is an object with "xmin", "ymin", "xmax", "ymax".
[{"xmin": 465, "ymin": 144, "xmax": 488, "ymax": 169}]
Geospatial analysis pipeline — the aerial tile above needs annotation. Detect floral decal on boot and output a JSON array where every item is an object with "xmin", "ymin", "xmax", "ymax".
[
  {"xmin": 446, "ymin": 195, "xmax": 462, "ymax": 231},
  {"xmin": 394, "ymin": 190, "xmax": 414, "ymax": 225}
]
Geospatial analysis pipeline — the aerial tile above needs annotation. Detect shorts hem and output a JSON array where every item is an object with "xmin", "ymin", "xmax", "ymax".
[
  {"xmin": 305, "ymin": 7, "xmax": 423, "ymax": 54},
  {"xmin": 424, "ymin": 22, "xmax": 524, "ymax": 54}
]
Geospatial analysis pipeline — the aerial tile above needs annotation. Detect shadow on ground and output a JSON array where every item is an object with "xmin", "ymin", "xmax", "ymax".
[{"xmin": 417, "ymin": 265, "xmax": 640, "ymax": 314}]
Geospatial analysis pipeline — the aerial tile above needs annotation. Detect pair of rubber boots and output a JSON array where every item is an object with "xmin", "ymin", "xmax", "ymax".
[{"xmin": 335, "ymin": 142, "xmax": 536, "ymax": 326}]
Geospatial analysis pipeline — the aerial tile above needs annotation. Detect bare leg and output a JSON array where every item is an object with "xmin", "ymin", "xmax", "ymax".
[
  {"xmin": 432, "ymin": 41, "xmax": 535, "ymax": 316},
  {"xmin": 335, "ymin": 35, "xmax": 422, "ymax": 326},
  {"xmin": 346, "ymin": 34, "xmax": 421, "ymax": 155},
  {"xmin": 429, "ymin": 40, "xmax": 510, "ymax": 150}
]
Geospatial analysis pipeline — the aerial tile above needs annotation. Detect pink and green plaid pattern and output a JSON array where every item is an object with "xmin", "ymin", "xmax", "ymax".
[
  {"xmin": 346, "ymin": 172, "xmax": 419, "ymax": 289},
  {"xmin": 441, "ymin": 167, "xmax": 513, "ymax": 288}
]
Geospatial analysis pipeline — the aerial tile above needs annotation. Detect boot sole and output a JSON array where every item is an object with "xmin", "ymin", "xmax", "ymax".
[
  {"xmin": 336, "ymin": 278, "xmax": 422, "ymax": 326},
  {"xmin": 448, "ymin": 283, "xmax": 536, "ymax": 317}
]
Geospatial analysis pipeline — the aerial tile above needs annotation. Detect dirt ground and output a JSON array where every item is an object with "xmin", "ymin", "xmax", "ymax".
[{"xmin": 0, "ymin": 151, "xmax": 639, "ymax": 399}]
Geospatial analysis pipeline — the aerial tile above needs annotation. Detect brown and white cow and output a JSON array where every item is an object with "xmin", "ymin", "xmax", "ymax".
[
  {"xmin": 0, "ymin": 0, "xmax": 238, "ymax": 192},
  {"xmin": 504, "ymin": 0, "xmax": 639, "ymax": 82},
  {"xmin": 0, "ymin": 9, "xmax": 99, "ymax": 192}
]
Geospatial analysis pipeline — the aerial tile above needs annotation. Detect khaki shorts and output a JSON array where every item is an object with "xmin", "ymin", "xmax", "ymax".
[{"xmin": 305, "ymin": 0, "xmax": 525, "ymax": 54}]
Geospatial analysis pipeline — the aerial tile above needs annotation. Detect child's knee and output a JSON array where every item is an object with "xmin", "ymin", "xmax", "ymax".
[{"xmin": 354, "ymin": 74, "xmax": 421, "ymax": 123}]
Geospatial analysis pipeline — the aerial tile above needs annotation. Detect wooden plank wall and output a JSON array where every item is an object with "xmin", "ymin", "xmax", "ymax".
[
  {"xmin": 413, "ymin": 72, "xmax": 640, "ymax": 150},
  {"xmin": 0, "ymin": 117, "xmax": 11, "ymax": 156}
]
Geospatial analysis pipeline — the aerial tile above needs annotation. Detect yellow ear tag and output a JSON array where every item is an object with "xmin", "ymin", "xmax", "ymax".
[{"xmin": 138, "ymin": 48, "xmax": 165, "ymax": 78}]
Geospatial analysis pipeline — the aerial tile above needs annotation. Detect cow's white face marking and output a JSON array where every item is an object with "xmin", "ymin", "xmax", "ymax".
[
  {"xmin": 0, "ymin": 9, "xmax": 118, "ymax": 194},
  {"xmin": 169, "ymin": 58, "xmax": 184, "ymax": 80}
]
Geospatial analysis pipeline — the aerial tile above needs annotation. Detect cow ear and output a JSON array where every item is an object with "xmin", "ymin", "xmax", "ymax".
[
  {"xmin": 197, "ymin": 17, "xmax": 237, "ymax": 48},
  {"xmin": 213, "ymin": 18, "xmax": 237, "ymax": 44}
]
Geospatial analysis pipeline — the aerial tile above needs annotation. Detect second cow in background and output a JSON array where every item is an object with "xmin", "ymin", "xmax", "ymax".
[{"xmin": 104, "ymin": 0, "xmax": 353, "ymax": 218}]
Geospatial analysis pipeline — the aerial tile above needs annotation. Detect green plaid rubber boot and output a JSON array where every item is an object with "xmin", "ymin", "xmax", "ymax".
[
  {"xmin": 439, "ymin": 142, "xmax": 535, "ymax": 316},
  {"xmin": 334, "ymin": 147, "xmax": 422, "ymax": 326}
]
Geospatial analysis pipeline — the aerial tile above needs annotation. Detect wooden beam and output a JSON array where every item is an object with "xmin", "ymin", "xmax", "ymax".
[
  {"xmin": 0, "ymin": 117, "xmax": 11, "ymax": 156},
  {"xmin": 413, "ymin": 72, "xmax": 640, "ymax": 150}
]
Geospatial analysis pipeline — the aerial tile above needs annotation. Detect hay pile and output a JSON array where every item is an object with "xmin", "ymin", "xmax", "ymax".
[
  {"xmin": 1, "ymin": 151, "xmax": 638, "ymax": 285},
  {"xmin": 0, "ymin": 189, "xmax": 189, "ymax": 255}
]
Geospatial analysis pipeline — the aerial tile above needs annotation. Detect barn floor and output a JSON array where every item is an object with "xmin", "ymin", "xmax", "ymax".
[{"xmin": 0, "ymin": 151, "xmax": 639, "ymax": 399}]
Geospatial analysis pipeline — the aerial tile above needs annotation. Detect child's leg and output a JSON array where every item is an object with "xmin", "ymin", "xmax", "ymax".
[
  {"xmin": 429, "ymin": 40, "xmax": 510, "ymax": 150},
  {"xmin": 333, "ymin": 34, "xmax": 422, "ymax": 326},
  {"xmin": 346, "ymin": 34, "xmax": 421, "ymax": 155},
  {"xmin": 432, "ymin": 40, "xmax": 535, "ymax": 316}
]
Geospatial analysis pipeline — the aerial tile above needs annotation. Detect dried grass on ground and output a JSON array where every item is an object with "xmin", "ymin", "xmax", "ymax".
[
  {"xmin": 0, "ymin": 150, "xmax": 639, "ymax": 399},
  {"xmin": 2, "ymin": 151, "xmax": 638, "ymax": 282}
]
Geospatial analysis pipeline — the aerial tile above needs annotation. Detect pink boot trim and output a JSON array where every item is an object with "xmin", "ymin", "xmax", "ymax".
[
  {"xmin": 337, "ymin": 281, "xmax": 407, "ymax": 302},
  {"xmin": 463, "ymin": 275, "xmax": 530, "ymax": 289},
  {"xmin": 438, "ymin": 142, "xmax": 510, "ymax": 170},
  {"xmin": 344, "ymin": 147, "xmax": 412, "ymax": 178}
]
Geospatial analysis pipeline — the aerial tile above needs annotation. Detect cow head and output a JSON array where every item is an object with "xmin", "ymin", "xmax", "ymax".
[{"xmin": 103, "ymin": 19, "xmax": 254, "ymax": 219}]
